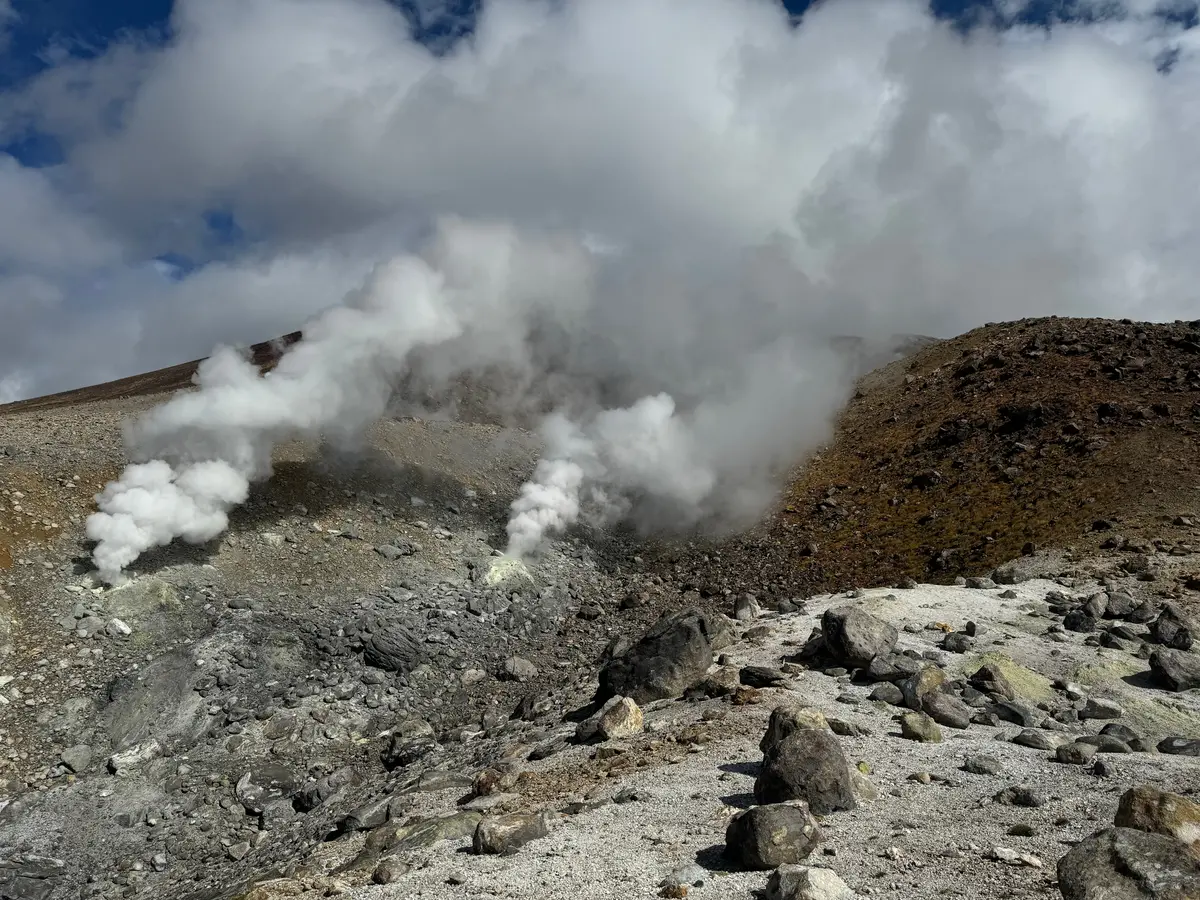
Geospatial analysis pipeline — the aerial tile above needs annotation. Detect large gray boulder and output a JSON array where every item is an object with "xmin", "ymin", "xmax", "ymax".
[
  {"xmin": 597, "ymin": 608, "xmax": 715, "ymax": 704},
  {"xmin": 1149, "ymin": 649, "xmax": 1200, "ymax": 692},
  {"xmin": 1150, "ymin": 604, "xmax": 1195, "ymax": 651},
  {"xmin": 1056, "ymin": 827, "xmax": 1200, "ymax": 899},
  {"xmin": 821, "ymin": 607, "xmax": 897, "ymax": 668},
  {"xmin": 755, "ymin": 729, "xmax": 858, "ymax": 815}
]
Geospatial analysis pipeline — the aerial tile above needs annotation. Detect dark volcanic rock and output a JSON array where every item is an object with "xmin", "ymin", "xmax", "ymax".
[
  {"xmin": 1150, "ymin": 604, "xmax": 1195, "ymax": 651},
  {"xmin": 724, "ymin": 803, "xmax": 823, "ymax": 870},
  {"xmin": 755, "ymin": 729, "xmax": 858, "ymax": 815},
  {"xmin": 820, "ymin": 607, "xmax": 898, "ymax": 667},
  {"xmin": 597, "ymin": 608, "xmax": 715, "ymax": 704},
  {"xmin": 1158, "ymin": 737, "xmax": 1200, "ymax": 756},
  {"xmin": 1057, "ymin": 827, "xmax": 1200, "ymax": 900},
  {"xmin": 362, "ymin": 620, "xmax": 425, "ymax": 673},
  {"xmin": 968, "ymin": 663, "xmax": 1016, "ymax": 701},
  {"xmin": 1149, "ymin": 649, "xmax": 1200, "ymax": 692}
]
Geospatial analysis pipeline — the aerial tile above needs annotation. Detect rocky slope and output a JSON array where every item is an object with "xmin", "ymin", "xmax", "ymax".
[
  {"xmin": 666, "ymin": 317, "xmax": 1200, "ymax": 601},
  {"xmin": 235, "ymin": 550, "xmax": 1200, "ymax": 900},
  {"xmin": 0, "ymin": 316, "xmax": 1198, "ymax": 900}
]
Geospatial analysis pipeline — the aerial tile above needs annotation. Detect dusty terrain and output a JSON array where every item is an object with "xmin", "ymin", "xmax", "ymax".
[{"xmin": 0, "ymin": 317, "xmax": 1198, "ymax": 900}]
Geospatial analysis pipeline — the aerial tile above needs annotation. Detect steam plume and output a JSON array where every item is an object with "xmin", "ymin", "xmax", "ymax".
[{"xmin": 38, "ymin": 0, "xmax": 1200, "ymax": 577}]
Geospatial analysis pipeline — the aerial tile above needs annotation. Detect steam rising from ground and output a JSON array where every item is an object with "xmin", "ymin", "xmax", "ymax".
[
  {"xmin": 87, "ymin": 217, "xmax": 846, "ymax": 580},
  {"xmin": 10, "ymin": 0, "xmax": 1194, "ymax": 576}
]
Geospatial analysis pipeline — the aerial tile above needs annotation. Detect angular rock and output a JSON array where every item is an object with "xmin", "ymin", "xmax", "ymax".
[
  {"xmin": 1159, "ymin": 736, "xmax": 1200, "ymax": 756},
  {"xmin": 993, "ymin": 786, "xmax": 1047, "ymax": 808},
  {"xmin": 1104, "ymin": 592, "xmax": 1138, "ymax": 619},
  {"xmin": 597, "ymin": 608, "xmax": 715, "ymax": 704},
  {"xmin": 596, "ymin": 697, "xmax": 643, "ymax": 741},
  {"xmin": 1064, "ymin": 610, "xmax": 1098, "ymax": 633},
  {"xmin": 1076, "ymin": 734, "xmax": 1133, "ymax": 754},
  {"xmin": 1150, "ymin": 649, "xmax": 1200, "ymax": 692},
  {"xmin": 734, "ymin": 594, "xmax": 761, "ymax": 621},
  {"xmin": 766, "ymin": 865, "xmax": 857, "ymax": 900},
  {"xmin": 869, "ymin": 683, "xmax": 905, "ymax": 706},
  {"xmin": 942, "ymin": 633, "xmax": 974, "ymax": 654},
  {"xmin": 1151, "ymin": 604, "xmax": 1195, "ymax": 650},
  {"xmin": 740, "ymin": 665, "xmax": 788, "ymax": 688},
  {"xmin": 724, "ymin": 803, "xmax": 823, "ymax": 869},
  {"xmin": 994, "ymin": 699, "xmax": 1044, "ymax": 728},
  {"xmin": 367, "ymin": 811, "xmax": 483, "ymax": 855},
  {"xmin": 1080, "ymin": 697, "xmax": 1124, "ymax": 720},
  {"xmin": 107, "ymin": 740, "xmax": 161, "ymax": 775},
  {"xmin": 502, "ymin": 656, "xmax": 538, "ymax": 682},
  {"xmin": 472, "ymin": 811, "xmax": 551, "ymax": 855},
  {"xmin": 372, "ymin": 856, "xmax": 410, "ymax": 885},
  {"xmin": 821, "ymin": 607, "xmax": 897, "ymax": 667},
  {"xmin": 865, "ymin": 653, "xmax": 922, "ymax": 683},
  {"xmin": 963, "ymin": 755, "xmax": 1004, "ymax": 776},
  {"xmin": 1013, "ymin": 729, "xmax": 1067, "ymax": 751},
  {"xmin": 968, "ymin": 663, "xmax": 1016, "ymax": 701},
  {"xmin": 901, "ymin": 667, "xmax": 946, "ymax": 710},
  {"xmin": 1057, "ymin": 827, "xmax": 1200, "ymax": 900},
  {"xmin": 1100, "ymin": 723, "xmax": 1148, "ymax": 752},
  {"xmin": 235, "ymin": 764, "xmax": 298, "ymax": 814},
  {"xmin": 755, "ymin": 729, "xmax": 858, "ymax": 815},
  {"xmin": 1115, "ymin": 785, "xmax": 1200, "ymax": 850},
  {"xmin": 59, "ymin": 745, "xmax": 93, "ymax": 774}
]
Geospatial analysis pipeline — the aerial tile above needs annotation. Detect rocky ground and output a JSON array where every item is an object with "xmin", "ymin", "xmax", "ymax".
[
  {"xmin": 0, "ymin": 317, "xmax": 1198, "ymax": 900},
  {"xmin": 667, "ymin": 317, "xmax": 1200, "ymax": 598}
]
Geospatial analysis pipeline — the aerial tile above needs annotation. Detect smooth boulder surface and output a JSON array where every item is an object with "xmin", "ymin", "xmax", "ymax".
[
  {"xmin": 724, "ymin": 803, "xmax": 823, "ymax": 869},
  {"xmin": 821, "ymin": 607, "xmax": 898, "ymax": 667},
  {"xmin": 755, "ymin": 729, "xmax": 858, "ymax": 815},
  {"xmin": 1057, "ymin": 827, "xmax": 1200, "ymax": 900},
  {"xmin": 597, "ymin": 608, "xmax": 714, "ymax": 704}
]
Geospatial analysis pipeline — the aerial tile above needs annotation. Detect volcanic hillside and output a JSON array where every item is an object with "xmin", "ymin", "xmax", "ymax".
[{"xmin": 669, "ymin": 317, "xmax": 1200, "ymax": 601}]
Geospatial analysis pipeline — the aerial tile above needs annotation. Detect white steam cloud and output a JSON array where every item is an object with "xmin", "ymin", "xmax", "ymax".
[
  {"xmin": 0, "ymin": 0, "xmax": 1194, "ymax": 574},
  {"xmin": 87, "ymin": 215, "xmax": 846, "ymax": 579}
]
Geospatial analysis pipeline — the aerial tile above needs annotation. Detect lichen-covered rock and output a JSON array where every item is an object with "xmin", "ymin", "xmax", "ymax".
[
  {"xmin": 899, "ymin": 712, "xmax": 942, "ymax": 743},
  {"xmin": 1115, "ymin": 785, "xmax": 1200, "ymax": 850},
  {"xmin": 1057, "ymin": 827, "xmax": 1200, "ymax": 899},
  {"xmin": 725, "ymin": 803, "xmax": 823, "ymax": 869},
  {"xmin": 760, "ymin": 704, "xmax": 831, "ymax": 755}
]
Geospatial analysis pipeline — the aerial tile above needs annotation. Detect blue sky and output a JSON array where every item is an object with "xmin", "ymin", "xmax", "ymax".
[{"xmin": 1, "ymin": 0, "xmax": 1199, "ymax": 401}]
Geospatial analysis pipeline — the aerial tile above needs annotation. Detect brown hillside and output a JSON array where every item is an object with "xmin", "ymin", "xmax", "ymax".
[
  {"xmin": 663, "ymin": 316, "xmax": 1200, "ymax": 599},
  {"xmin": 0, "ymin": 332, "xmax": 302, "ymax": 415}
]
